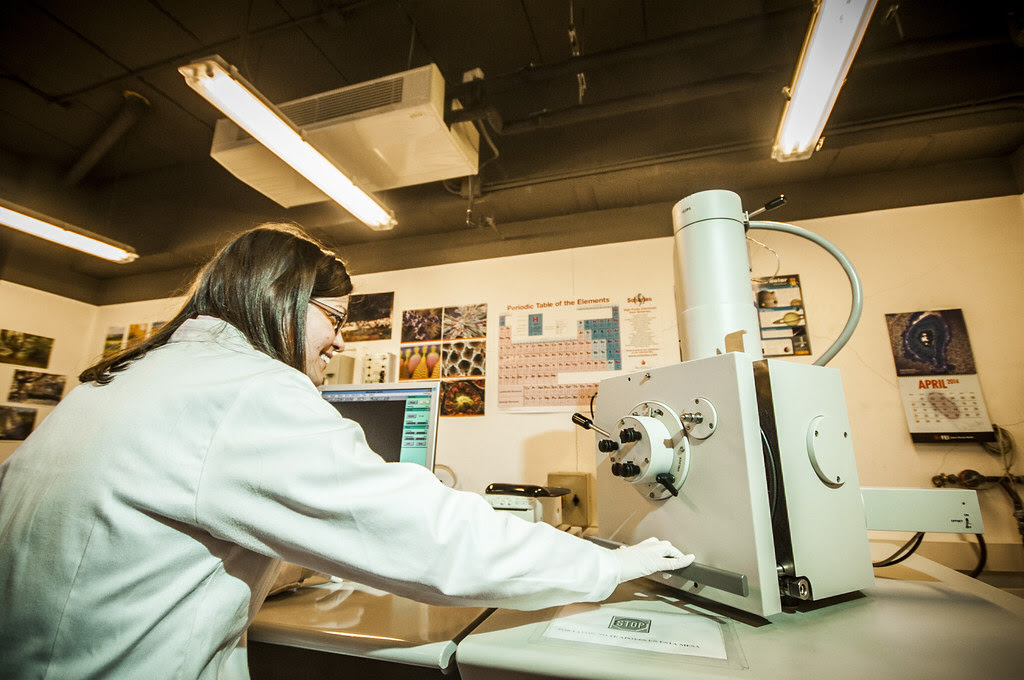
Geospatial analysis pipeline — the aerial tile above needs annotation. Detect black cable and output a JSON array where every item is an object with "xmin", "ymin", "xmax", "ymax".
[
  {"xmin": 968, "ymin": 534, "xmax": 987, "ymax": 578},
  {"xmin": 873, "ymin": 532, "xmax": 925, "ymax": 568}
]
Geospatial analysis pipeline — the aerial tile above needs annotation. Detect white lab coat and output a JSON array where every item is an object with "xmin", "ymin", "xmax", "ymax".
[{"xmin": 0, "ymin": 318, "xmax": 619, "ymax": 679}]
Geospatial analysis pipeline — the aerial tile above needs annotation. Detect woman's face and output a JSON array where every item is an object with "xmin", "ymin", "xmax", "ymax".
[{"xmin": 304, "ymin": 296, "xmax": 348, "ymax": 385}]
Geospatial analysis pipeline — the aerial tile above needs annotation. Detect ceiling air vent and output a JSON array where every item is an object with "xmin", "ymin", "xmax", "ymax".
[{"xmin": 210, "ymin": 63, "xmax": 479, "ymax": 208}]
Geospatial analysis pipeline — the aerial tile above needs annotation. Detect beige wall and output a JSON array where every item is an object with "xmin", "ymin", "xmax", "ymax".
[
  {"xmin": 750, "ymin": 195, "xmax": 1024, "ymax": 572},
  {"xmin": 2, "ymin": 194, "xmax": 1022, "ymax": 572}
]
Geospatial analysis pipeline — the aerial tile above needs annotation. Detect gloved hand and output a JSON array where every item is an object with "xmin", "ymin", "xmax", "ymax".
[{"xmin": 614, "ymin": 537, "xmax": 695, "ymax": 583}]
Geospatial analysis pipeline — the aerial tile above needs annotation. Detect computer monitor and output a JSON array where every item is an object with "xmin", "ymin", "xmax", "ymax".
[{"xmin": 319, "ymin": 381, "xmax": 440, "ymax": 471}]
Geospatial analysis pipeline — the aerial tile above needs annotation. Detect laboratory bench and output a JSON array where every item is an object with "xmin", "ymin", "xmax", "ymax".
[
  {"xmin": 247, "ymin": 579, "xmax": 489, "ymax": 679},
  {"xmin": 247, "ymin": 550, "xmax": 1024, "ymax": 680}
]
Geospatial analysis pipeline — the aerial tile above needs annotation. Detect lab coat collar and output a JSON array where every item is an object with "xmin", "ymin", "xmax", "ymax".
[{"xmin": 169, "ymin": 317, "xmax": 255, "ymax": 354}]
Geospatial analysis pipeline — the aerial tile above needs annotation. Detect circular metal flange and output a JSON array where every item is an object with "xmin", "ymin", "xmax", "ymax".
[
  {"xmin": 806, "ymin": 415, "xmax": 846, "ymax": 489},
  {"xmin": 682, "ymin": 397, "xmax": 718, "ymax": 440},
  {"xmin": 608, "ymin": 401, "xmax": 690, "ymax": 501}
]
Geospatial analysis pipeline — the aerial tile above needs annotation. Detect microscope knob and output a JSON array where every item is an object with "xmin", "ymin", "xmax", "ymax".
[
  {"xmin": 619, "ymin": 428, "xmax": 642, "ymax": 443},
  {"xmin": 598, "ymin": 439, "xmax": 619, "ymax": 452},
  {"xmin": 611, "ymin": 462, "xmax": 641, "ymax": 477}
]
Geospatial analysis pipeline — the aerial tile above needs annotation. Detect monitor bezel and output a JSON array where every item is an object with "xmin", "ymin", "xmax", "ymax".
[{"xmin": 318, "ymin": 380, "xmax": 441, "ymax": 472}]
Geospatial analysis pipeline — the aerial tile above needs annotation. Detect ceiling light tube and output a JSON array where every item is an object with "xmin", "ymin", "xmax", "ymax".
[
  {"xmin": 771, "ymin": 0, "xmax": 878, "ymax": 162},
  {"xmin": 0, "ymin": 199, "xmax": 138, "ymax": 263},
  {"xmin": 178, "ymin": 56, "xmax": 396, "ymax": 230}
]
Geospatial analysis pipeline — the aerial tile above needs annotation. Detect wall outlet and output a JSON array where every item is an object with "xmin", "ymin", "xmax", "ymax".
[{"xmin": 547, "ymin": 471, "xmax": 593, "ymax": 528}]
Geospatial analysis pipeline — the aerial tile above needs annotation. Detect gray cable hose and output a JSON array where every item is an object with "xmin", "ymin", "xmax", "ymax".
[{"xmin": 748, "ymin": 220, "xmax": 863, "ymax": 366}]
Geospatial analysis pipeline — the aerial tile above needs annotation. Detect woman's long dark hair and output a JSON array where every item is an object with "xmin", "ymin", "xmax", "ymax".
[{"xmin": 80, "ymin": 223, "xmax": 352, "ymax": 385}]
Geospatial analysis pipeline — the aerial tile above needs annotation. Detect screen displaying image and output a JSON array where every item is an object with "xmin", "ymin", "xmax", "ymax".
[{"xmin": 320, "ymin": 382, "xmax": 440, "ymax": 470}]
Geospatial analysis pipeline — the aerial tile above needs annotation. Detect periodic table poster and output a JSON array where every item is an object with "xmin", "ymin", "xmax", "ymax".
[
  {"xmin": 884, "ymin": 309, "xmax": 995, "ymax": 443},
  {"xmin": 497, "ymin": 292, "xmax": 669, "ymax": 411}
]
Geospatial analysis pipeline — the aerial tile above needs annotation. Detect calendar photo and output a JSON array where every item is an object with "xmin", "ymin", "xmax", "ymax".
[{"xmin": 884, "ymin": 309, "xmax": 994, "ymax": 443}]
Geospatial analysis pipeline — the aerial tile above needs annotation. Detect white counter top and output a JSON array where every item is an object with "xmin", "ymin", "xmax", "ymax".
[{"xmin": 248, "ymin": 580, "xmax": 490, "ymax": 673}]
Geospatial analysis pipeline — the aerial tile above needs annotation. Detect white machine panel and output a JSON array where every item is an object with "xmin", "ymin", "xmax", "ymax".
[
  {"xmin": 861, "ymin": 487, "xmax": 984, "ymax": 533},
  {"xmin": 755, "ymin": 359, "xmax": 875, "ymax": 600},
  {"xmin": 594, "ymin": 353, "xmax": 783, "ymax": 617}
]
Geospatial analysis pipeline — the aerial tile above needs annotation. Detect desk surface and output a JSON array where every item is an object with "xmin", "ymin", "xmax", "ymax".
[
  {"xmin": 456, "ymin": 554, "xmax": 1024, "ymax": 680},
  {"xmin": 247, "ymin": 581, "xmax": 489, "ymax": 673}
]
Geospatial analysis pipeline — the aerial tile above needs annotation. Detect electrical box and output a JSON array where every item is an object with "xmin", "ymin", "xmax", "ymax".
[
  {"xmin": 323, "ymin": 352, "xmax": 356, "ymax": 385},
  {"xmin": 362, "ymin": 352, "xmax": 396, "ymax": 383},
  {"xmin": 547, "ymin": 472, "xmax": 593, "ymax": 528}
]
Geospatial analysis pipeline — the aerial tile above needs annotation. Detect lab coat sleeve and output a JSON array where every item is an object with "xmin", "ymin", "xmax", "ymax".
[{"xmin": 192, "ymin": 370, "xmax": 620, "ymax": 610}]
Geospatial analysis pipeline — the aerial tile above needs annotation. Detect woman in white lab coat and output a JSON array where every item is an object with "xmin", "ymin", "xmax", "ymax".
[{"xmin": 0, "ymin": 224, "xmax": 692, "ymax": 680}]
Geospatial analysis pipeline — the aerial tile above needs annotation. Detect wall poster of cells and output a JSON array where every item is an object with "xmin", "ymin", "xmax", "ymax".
[
  {"xmin": 0, "ymin": 404, "xmax": 36, "ymax": 440},
  {"xmin": 0, "ymin": 329, "xmax": 54, "ymax": 369},
  {"xmin": 400, "ymin": 304, "xmax": 487, "ymax": 416},
  {"xmin": 341, "ymin": 292, "xmax": 394, "ymax": 342},
  {"xmin": 103, "ymin": 321, "xmax": 166, "ymax": 358},
  {"xmin": 0, "ymin": 328, "xmax": 57, "ymax": 440},
  {"xmin": 8, "ymin": 370, "xmax": 66, "ymax": 405}
]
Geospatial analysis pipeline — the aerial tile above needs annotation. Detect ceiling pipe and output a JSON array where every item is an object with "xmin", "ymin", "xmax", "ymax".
[
  {"xmin": 473, "ymin": 97, "xmax": 1024, "ymax": 194},
  {"xmin": 63, "ymin": 91, "xmax": 150, "ymax": 186},
  {"xmin": 447, "ymin": 7, "xmax": 808, "ymax": 99},
  {"xmin": 447, "ymin": 32, "xmax": 1008, "ymax": 135},
  {"xmin": 450, "ymin": 72, "xmax": 767, "ymax": 135}
]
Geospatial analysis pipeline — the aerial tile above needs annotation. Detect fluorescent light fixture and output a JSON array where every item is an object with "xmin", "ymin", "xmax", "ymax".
[
  {"xmin": 0, "ymin": 199, "xmax": 138, "ymax": 263},
  {"xmin": 772, "ymin": 0, "xmax": 878, "ymax": 162},
  {"xmin": 178, "ymin": 56, "xmax": 397, "ymax": 231}
]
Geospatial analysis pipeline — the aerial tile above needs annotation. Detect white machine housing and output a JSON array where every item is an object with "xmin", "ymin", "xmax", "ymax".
[{"xmin": 593, "ymin": 190, "xmax": 874, "ymax": 617}]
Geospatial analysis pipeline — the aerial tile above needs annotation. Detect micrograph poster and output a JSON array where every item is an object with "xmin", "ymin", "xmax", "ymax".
[
  {"xmin": 401, "ymin": 344, "xmax": 443, "ymax": 380},
  {"xmin": 103, "ymin": 321, "xmax": 166, "ymax": 357},
  {"xmin": 0, "ymin": 329, "xmax": 54, "ymax": 369},
  {"xmin": 127, "ymin": 323, "xmax": 148, "ymax": 347},
  {"xmin": 8, "ymin": 370, "xmax": 66, "ymax": 405},
  {"xmin": 755, "ymin": 275, "xmax": 810, "ymax": 357},
  {"xmin": 884, "ymin": 309, "xmax": 994, "ymax": 443},
  {"xmin": 0, "ymin": 405, "xmax": 36, "ymax": 440},
  {"xmin": 343, "ymin": 292, "xmax": 394, "ymax": 342},
  {"xmin": 441, "ymin": 378, "xmax": 485, "ymax": 417},
  {"xmin": 104, "ymin": 326, "xmax": 126, "ymax": 357},
  {"xmin": 401, "ymin": 307, "xmax": 443, "ymax": 343},
  {"xmin": 401, "ymin": 304, "xmax": 488, "ymax": 416}
]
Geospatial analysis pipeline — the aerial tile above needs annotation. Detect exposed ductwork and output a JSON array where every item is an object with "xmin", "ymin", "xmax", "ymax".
[{"xmin": 63, "ymin": 91, "xmax": 150, "ymax": 187}]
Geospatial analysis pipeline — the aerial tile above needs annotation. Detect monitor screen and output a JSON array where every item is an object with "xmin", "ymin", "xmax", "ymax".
[{"xmin": 319, "ymin": 381, "xmax": 440, "ymax": 471}]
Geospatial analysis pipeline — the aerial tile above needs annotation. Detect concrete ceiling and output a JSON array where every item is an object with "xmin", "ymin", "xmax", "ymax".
[{"xmin": 1, "ymin": 0, "xmax": 1022, "ymax": 304}]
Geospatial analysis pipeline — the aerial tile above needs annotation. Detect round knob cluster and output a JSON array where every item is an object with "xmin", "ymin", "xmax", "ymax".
[
  {"xmin": 611, "ymin": 462, "xmax": 641, "ymax": 477},
  {"xmin": 619, "ymin": 428, "xmax": 642, "ymax": 443}
]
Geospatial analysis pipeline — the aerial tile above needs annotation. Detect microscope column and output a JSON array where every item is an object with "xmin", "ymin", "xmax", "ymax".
[{"xmin": 672, "ymin": 189, "xmax": 763, "ymax": 361}]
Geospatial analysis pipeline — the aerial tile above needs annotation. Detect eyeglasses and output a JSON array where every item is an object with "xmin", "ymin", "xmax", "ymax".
[{"xmin": 309, "ymin": 298, "xmax": 348, "ymax": 334}]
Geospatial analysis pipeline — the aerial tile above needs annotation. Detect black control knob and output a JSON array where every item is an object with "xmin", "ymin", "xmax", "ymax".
[
  {"xmin": 619, "ymin": 428, "xmax": 642, "ymax": 443},
  {"xmin": 598, "ymin": 439, "xmax": 619, "ymax": 452},
  {"xmin": 611, "ymin": 462, "xmax": 641, "ymax": 477}
]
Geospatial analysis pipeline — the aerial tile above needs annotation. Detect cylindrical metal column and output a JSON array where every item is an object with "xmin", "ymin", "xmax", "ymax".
[{"xmin": 672, "ymin": 189, "xmax": 762, "ymax": 361}]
